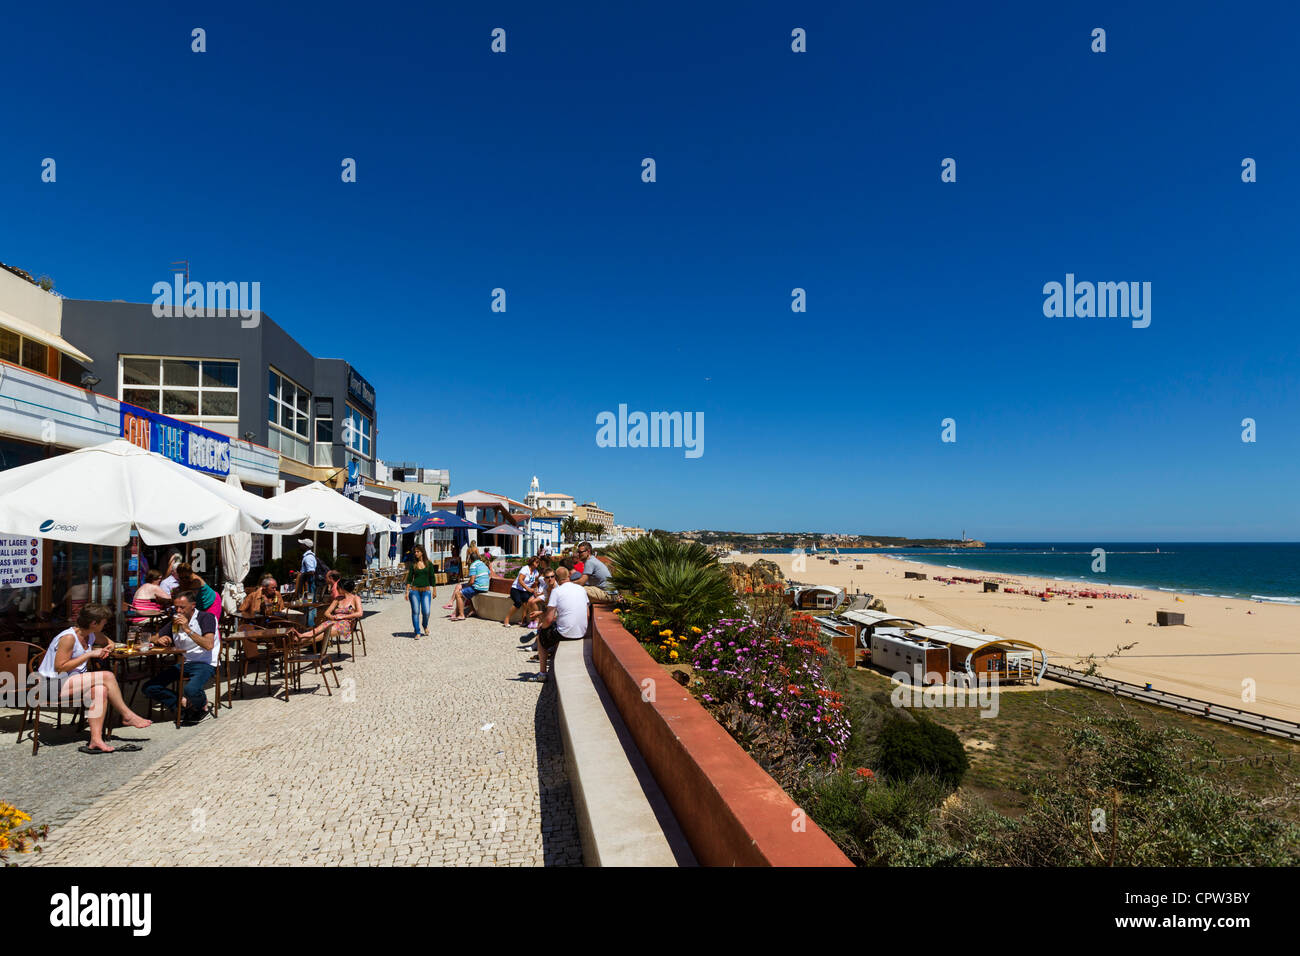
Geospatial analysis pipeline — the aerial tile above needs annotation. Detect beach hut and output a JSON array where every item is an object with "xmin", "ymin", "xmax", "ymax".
[
  {"xmin": 908, "ymin": 626, "xmax": 1046, "ymax": 684},
  {"xmin": 841, "ymin": 608, "xmax": 926, "ymax": 648},
  {"xmin": 869, "ymin": 631, "xmax": 950, "ymax": 685},
  {"xmin": 787, "ymin": 585, "xmax": 845, "ymax": 610}
]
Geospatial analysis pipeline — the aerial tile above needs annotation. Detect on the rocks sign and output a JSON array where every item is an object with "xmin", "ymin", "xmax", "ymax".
[{"xmin": 120, "ymin": 404, "xmax": 231, "ymax": 477}]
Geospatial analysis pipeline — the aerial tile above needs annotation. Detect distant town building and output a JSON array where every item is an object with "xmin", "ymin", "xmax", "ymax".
[
  {"xmin": 574, "ymin": 501, "xmax": 614, "ymax": 536},
  {"xmin": 378, "ymin": 461, "xmax": 450, "ymax": 501},
  {"xmin": 525, "ymin": 476, "xmax": 574, "ymax": 515}
]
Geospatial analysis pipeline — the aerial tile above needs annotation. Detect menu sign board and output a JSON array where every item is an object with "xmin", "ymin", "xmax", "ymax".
[{"xmin": 0, "ymin": 536, "xmax": 41, "ymax": 589}]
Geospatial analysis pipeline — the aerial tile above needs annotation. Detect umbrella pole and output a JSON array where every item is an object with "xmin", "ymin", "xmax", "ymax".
[{"xmin": 114, "ymin": 545, "xmax": 125, "ymax": 644}]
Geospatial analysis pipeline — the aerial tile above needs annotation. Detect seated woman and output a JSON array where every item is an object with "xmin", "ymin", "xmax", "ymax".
[
  {"xmin": 521, "ymin": 562, "xmax": 554, "ymax": 631},
  {"xmin": 502, "ymin": 556, "xmax": 542, "ymax": 627},
  {"xmin": 289, "ymin": 577, "xmax": 362, "ymax": 644},
  {"xmin": 37, "ymin": 604, "xmax": 151, "ymax": 753},
  {"xmin": 177, "ymin": 565, "xmax": 222, "ymax": 620},
  {"xmin": 129, "ymin": 569, "xmax": 171, "ymax": 625},
  {"xmin": 450, "ymin": 553, "xmax": 491, "ymax": 621}
]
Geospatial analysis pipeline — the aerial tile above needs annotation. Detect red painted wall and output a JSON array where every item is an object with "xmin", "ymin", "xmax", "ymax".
[{"xmin": 590, "ymin": 608, "xmax": 853, "ymax": 867}]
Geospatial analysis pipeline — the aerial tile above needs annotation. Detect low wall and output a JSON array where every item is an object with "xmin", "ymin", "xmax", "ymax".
[{"xmin": 589, "ymin": 608, "xmax": 853, "ymax": 867}]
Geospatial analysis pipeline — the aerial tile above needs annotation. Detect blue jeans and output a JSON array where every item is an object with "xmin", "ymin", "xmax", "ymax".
[
  {"xmin": 409, "ymin": 588, "xmax": 432, "ymax": 633},
  {"xmin": 144, "ymin": 661, "xmax": 217, "ymax": 715}
]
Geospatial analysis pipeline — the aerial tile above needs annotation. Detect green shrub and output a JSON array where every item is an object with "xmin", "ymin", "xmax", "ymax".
[
  {"xmin": 874, "ymin": 712, "xmax": 969, "ymax": 789},
  {"xmin": 605, "ymin": 535, "xmax": 737, "ymax": 635},
  {"xmin": 940, "ymin": 715, "xmax": 1300, "ymax": 866},
  {"xmin": 808, "ymin": 771, "xmax": 959, "ymax": 866}
]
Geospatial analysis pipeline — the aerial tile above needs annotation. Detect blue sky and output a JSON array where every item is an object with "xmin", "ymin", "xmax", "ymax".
[{"xmin": 3, "ymin": 2, "xmax": 1297, "ymax": 539}]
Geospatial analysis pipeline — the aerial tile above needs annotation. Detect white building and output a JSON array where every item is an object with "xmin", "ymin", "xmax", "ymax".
[{"xmin": 524, "ymin": 476, "xmax": 574, "ymax": 515}]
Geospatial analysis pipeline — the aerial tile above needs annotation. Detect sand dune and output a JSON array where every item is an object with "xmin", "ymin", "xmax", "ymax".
[{"xmin": 736, "ymin": 553, "xmax": 1300, "ymax": 723}]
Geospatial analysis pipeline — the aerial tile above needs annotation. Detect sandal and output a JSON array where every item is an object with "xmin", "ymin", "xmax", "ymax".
[{"xmin": 78, "ymin": 743, "xmax": 143, "ymax": 754}]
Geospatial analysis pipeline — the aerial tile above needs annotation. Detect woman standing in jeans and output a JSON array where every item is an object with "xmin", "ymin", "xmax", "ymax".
[{"xmin": 406, "ymin": 544, "xmax": 436, "ymax": 637}]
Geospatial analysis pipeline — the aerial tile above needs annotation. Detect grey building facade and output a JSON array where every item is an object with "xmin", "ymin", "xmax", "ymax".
[{"xmin": 59, "ymin": 299, "xmax": 379, "ymax": 485}]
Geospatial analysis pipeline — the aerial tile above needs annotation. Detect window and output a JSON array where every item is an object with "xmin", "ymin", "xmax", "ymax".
[
  {"xmin": 268, "ymin": 368, "xmax": 311, "ymax": 462},
  {"xmin": 120, "ymin": 356, "xmax": 239, "ymax": 420},
  {"xmin": 0, "ymin": 327, "xmax": 51, "ymax": 375},
  {"xmin": 343, "ymin": 404, "xmax": 372, "ymax": 459}
]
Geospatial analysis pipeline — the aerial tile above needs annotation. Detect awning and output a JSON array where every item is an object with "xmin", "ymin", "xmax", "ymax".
[{"xmin": 0, "ymin": 307, "xmax": 93, "ymax": 364}]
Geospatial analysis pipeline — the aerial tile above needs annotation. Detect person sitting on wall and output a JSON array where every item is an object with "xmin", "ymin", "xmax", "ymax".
[
  {"xmin": 502, "ymin": 555, "xmax": 543, "ymax": 628},
  {"xmin": 570, "ymin": 542, "xmax": 615, "ymax": 605},
  {"xmin": 450, "ymin": 550, "xmax": 492, "ymax": 622},
  {"xmin": 533, "ymin": 566, "xmax": 590, "ymax": 682},
  {"xmin": 521, "ymin": 561, "xmax": 554, "ymax": 633}
]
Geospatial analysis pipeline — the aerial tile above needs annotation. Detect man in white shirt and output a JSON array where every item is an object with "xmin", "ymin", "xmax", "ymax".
[
  {"xmin": 145, "ymin": 591, "xmax": 220, "ymax": 722},
  {"xmin": 534, "ymin": 566, "xmax": 589, "ymax": 682}
]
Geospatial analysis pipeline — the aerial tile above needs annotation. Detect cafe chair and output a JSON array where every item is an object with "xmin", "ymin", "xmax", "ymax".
[
  {"xmin": 7, "ymin": 644, "xmax": 85, "ymax": 756},
  {"xmin": 285, "ymin": 627, "xmax": 339, "ymax": 699}
]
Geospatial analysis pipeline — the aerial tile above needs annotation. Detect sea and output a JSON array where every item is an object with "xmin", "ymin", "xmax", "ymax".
[{"xmin": 751, "ymin": 543, "xmax": 1300, "ymax": 604}]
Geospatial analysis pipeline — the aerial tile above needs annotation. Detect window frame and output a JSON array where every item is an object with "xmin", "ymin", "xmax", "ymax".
[
  {"xmin": 343, "ymin": 402, "xmax": 373, "ymax": 460},
  {"xmin": 267, "ymin": 367, "xmax": 312, "ymax": 463},
  {"xmin": 118, "ymin": 355, "xmax": 240, "ymax": 421}
]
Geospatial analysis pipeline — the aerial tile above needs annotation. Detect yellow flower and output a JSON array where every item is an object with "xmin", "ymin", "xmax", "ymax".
[
  {"xmin": 659, "ymin": 629, "xmax": 672, "ymax": 637},
  {"xmin": 669, "ymin": 651, "xmax": 679, "ymax": 659},
  {"xmin": 691, "ymin": 626, "xmax": 702, "ymax": 634},
  {"xmin": 650, "ymin": 620, "xmax": 661, "ymax": 625}
]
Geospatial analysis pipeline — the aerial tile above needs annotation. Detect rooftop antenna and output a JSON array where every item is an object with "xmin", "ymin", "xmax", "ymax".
[{"xmin": 169, "ymin": 259, "xmax": 190, "ymax": 285}]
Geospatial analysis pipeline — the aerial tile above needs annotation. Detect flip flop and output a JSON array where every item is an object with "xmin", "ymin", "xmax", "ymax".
[{"xmin": 78, "ymin": 743, "xmax": 143, "ymax": 754}]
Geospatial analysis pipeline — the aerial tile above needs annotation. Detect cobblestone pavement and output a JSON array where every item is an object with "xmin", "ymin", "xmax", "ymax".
[{"xmin": 17, "ymin": 592, "xmax": 581, "ymax": 866}]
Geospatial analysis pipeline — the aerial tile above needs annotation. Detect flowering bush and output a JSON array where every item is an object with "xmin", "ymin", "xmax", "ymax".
[
  {"xmin": 684, "ymin": 617, "xmax": 851, "ymax": 764},
  {"xmin": 0, "ymin": 803, "xmax": 46, "ymax": 864}
]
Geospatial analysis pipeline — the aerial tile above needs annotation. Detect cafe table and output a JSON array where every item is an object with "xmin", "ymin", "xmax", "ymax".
[
  {"xmin": 233, "ymin": 628, "xmax": 297, "ymax": 702},
  {"xmin": 99, "ymin": 644, "xmax": 187, "ymax": 728}
]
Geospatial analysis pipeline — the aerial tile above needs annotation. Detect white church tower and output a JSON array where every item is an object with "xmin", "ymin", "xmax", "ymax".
[{"xmin": 525, "ymin": 475, "xmax": 540, "ymax": 510}]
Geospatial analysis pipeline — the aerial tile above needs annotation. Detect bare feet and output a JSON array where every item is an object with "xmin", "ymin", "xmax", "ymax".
[
  {"xmin": 123, "ymin": 714, "xmax": 153, "ymax": 729},
  {"xmin": 87, "ymin": 739, "xmax": 115, "ymax": 753}
]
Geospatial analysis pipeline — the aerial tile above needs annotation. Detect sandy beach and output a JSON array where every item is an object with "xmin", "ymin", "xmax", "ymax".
[{"xmin": 731, "ymin": 552, "xmax": 1300, "ymax": 724}]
